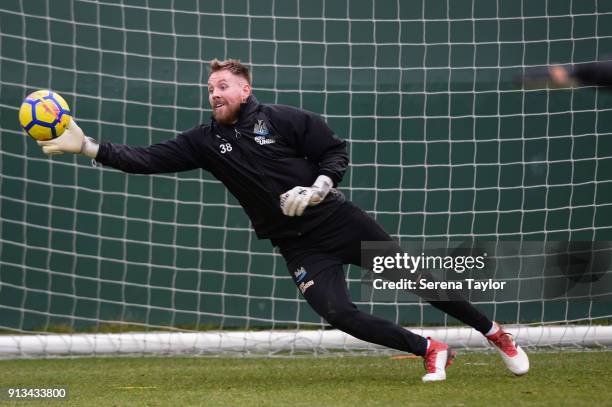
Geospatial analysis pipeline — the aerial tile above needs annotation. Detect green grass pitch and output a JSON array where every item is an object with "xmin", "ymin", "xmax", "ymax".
[{"xmin": 0, "ymin": 352, "xmax": 610, "ymax": 406}]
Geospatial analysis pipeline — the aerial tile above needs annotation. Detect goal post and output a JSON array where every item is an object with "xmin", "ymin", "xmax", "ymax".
[
  {"xmin": 1, "ymin": 0, "xmax": 612, "ymax": 357},
  {"xmin": 2, "ymin": 325, "xmax": 612, "ymax": 358}
]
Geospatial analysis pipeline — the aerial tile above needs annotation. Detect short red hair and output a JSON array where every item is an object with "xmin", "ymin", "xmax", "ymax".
[{"xmin": 209, "ymin": 59, "xmax": 251, "ymax": 84}]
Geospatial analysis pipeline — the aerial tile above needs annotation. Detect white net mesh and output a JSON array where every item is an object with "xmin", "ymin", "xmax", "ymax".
[{"xmin": 0, "ymin": 0, "xmax": 611, "ymax": 356}]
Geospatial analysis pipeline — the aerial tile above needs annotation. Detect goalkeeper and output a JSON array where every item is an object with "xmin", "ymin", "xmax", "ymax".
[{"xmin": 38, "ymin": 59, "xmax": 528, "ymax": 382}]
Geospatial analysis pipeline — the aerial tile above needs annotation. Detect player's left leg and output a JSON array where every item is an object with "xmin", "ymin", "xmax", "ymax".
[
  {"xmin": 284, "ymin": 253, "xmax": 430, "ymax": 356},
  {"xmin": 276, "ymin": 205, "xmax": 455, "ymax": 381},
  {"xmin": 282, "ymin": 255, "xmax": 455, "ymax": 381}
]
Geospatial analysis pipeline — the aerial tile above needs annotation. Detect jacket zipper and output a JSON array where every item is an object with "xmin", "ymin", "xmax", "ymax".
[{"xmin": 233, "ymin": 128, "xmax": 277, "ymax": 198}]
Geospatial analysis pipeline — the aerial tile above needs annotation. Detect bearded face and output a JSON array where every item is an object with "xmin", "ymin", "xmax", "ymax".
[{"xmin": 208, "ymin": 70, "xmax": 251, "ymax": 125}]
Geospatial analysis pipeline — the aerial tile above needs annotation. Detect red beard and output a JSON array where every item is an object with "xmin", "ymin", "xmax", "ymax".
[{"xmin": 212, "ymin": 102, "xmax": 241, "ymax": 124}]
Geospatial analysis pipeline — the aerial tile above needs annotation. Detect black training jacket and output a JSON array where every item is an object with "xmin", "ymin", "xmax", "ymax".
[{"xmin": 95, "ymin": 95, "xmax": 350, "ymax": 240}]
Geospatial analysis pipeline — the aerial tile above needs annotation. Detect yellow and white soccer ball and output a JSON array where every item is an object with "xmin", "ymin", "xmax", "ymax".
[{"xmin": 18, "ymin": 90, "xmax": 71, "ymax": 141}]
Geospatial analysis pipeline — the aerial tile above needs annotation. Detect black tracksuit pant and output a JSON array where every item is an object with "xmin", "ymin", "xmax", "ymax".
[{"xmin": 273, "ymin": 202, "xmax": 493, "ymax": 356}]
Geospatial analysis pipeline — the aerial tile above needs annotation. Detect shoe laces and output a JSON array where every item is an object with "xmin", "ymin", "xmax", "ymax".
[
  {"xmin": 424, "ymin": 352, "xmax": 437, "ymax": 373},
  {"xmin": 424, "ymin": 340, "xmax": 443, "ymax": 373},
  {"xmin": 489, "ymin": 331, "xmax": 518, "ymax": 357}
]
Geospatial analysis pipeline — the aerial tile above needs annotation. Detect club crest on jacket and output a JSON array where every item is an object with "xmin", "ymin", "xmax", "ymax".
[{"xmin": 254, "ymin": 119, "xmax": 269, "ymax": 136}]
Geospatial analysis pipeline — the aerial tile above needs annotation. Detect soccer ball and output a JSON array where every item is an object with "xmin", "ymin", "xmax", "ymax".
[{"xmin": 18, "ymin": 90, "xmax": 71, "ymax": 141}]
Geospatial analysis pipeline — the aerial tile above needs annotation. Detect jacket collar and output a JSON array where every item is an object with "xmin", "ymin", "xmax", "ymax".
[{"xmin": 237, "ymin": 94, "xmax": 260, "ymax": 124}]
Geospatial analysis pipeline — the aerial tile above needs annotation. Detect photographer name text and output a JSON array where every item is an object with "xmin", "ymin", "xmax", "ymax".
[{"xmin": 372, "ymin": 278, "xmax": 506, "ymax": 291}]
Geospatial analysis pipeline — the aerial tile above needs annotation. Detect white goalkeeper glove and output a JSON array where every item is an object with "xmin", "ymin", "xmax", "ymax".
[
  {"xmin": 37, "ymin": 119, "xmax": 99, "ymax": 158},
  {"xmin": 280, "ymin": 175, "xmax": 333, "ymax": 217}
]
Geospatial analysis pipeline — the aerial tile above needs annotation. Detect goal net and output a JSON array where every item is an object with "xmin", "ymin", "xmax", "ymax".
[{"xmin": 1, "ymin": 0, "xmax": 611, "ymax": 357}]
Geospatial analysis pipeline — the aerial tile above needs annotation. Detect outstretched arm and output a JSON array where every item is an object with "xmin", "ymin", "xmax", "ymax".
[{"xmin": 38, "ymin": 119, "xmax": 200, "ymax": 174}]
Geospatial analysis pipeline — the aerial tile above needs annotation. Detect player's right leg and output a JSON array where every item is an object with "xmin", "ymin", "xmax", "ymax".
[
  {"xmin": 422, "ymin": 337, "xmax": 456, "ymax": 382},
  {"xmin": 273, "ymin": 203, "xmax": 455, "ymax": 381},
  {"xmin": 282, "ymin": 254, "xmax": 453, "ymax": 382}
]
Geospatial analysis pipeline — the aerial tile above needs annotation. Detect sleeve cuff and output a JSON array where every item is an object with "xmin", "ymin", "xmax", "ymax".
[{"xmin": 317, "ymin": 170, "xmax": 340, "ymax": 187}]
